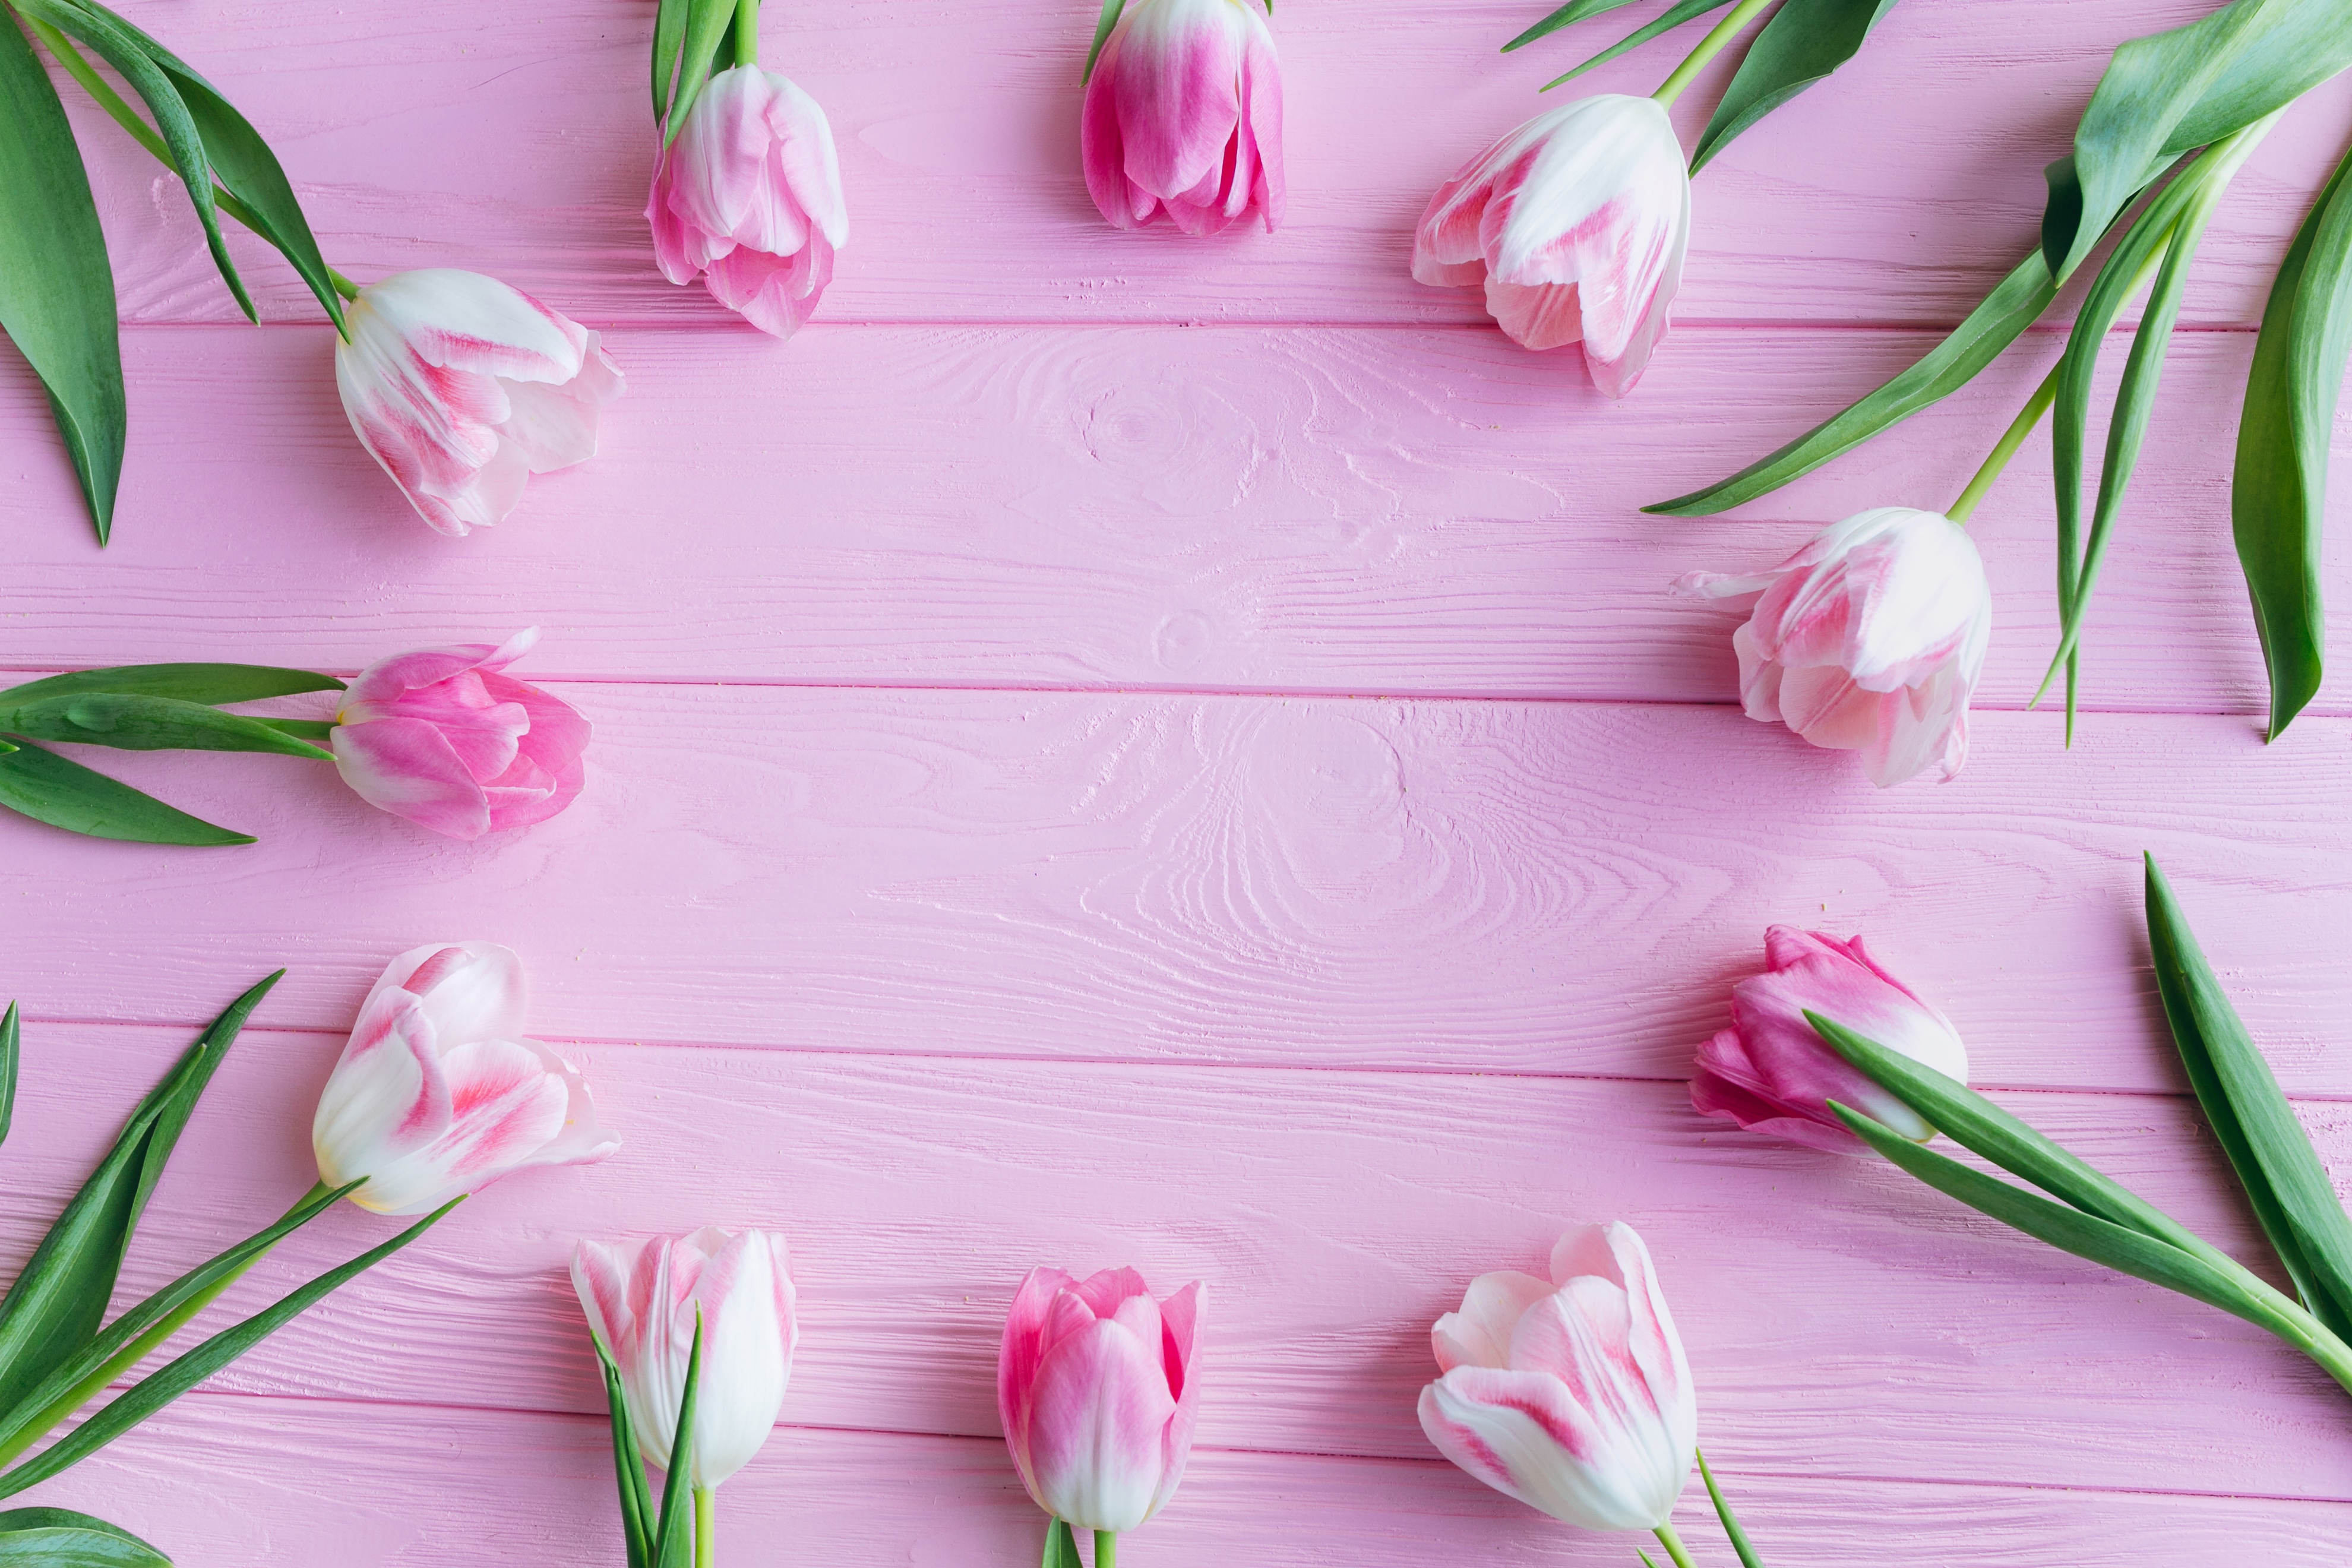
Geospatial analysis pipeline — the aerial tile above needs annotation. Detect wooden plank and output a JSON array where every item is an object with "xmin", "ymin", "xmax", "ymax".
[
  {"xmin": 46, "ymin": 0, "xmax": 2352, "ymax": 328},
  {"xmin": 3, "ymin": 325, "xmax": 2344, "ymax": 713},
  {"xmin": 4, "ymin": 1021, "xmax": 2349, "ymax": 1501},
  {"xmin": 20, "ymin": 1393, "xmax": 2348, "ymax": 1566},
  {"xmin": 2, "ymin": 687, "xmax": 2348, "ymax": 1093}
]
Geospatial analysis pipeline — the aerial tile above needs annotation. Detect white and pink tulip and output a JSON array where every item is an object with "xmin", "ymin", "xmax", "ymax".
[
  {"xmin": 1081, "ymin": 0, "xmax": 1284, "ymax": 236},
  {"xmin": 333, "ymin": 268, "xmax": 624, "ymax": 536},
  {"xmin": 312, "ymin": 941, "xmax": 618, "ymax": 1215},
  {"xmin": 1413, "ymin": 95, "xmax": 1690, "ymax": 397}
]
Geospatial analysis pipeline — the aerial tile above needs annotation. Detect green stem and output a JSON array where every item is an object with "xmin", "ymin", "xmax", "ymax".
[
  {"xmin": 1946, "ymin": 361, "xmax": 2060, "ymax": 524},
  {"xmin": 733, "ymin": 0, "xmax": 760, "ymax": 67},
  {"xmin": 1094, "ymin": 1531, "xmax": 1117, "ymax": 1568},
  {"xmin": 1652, "ymin": 1521, "xmax": 1702, "ymax": 1568},
  {"xmin": 694, "ymin": 1485, "xmax": 715, "ymax": 1568},
  {"xmin": 1651, "ymin": 0, "xmax": 1776, "ymax": 109}
]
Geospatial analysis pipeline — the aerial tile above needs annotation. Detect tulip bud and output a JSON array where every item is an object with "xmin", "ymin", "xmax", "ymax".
[
  {"xmin": 648, "ymin": 65, "xmax": 848, "ymax": 339},
  {"xmin": 313, "ymin": 941, "xmax": 618, "ymax": 1214},
  {"xmin": 334, "ymin": 269, "xmax": 624, "ymax": 536},
  {"xmin": 1081, "ymin": 0, "xmax": 1284, "ymax": 235},
  {"xmin": 1418, "ymin": 1223, "xmax": 1695, "ymax": 1532},
  {"xmin": 1413, "ymin": 96, "xmax": 1690, "ymax": 397},
  {"xmin": 1677, "ymin": 507, "xmax": 1993, "ymax": 787},
  {"xmin": 998, "ymin": 1266, "xmax": 1202, "ymax": 1535},
  {"xmin": 572, "ymin": 1228, "xmax": 798, "ymax": 1489},
  {"xmin": 1692, "ymin": 926, "xmax": 1968, "ymax": 1153},
  {"xmin": 329, "ymin": 628, "xmax": 589, "ymax": 842}
]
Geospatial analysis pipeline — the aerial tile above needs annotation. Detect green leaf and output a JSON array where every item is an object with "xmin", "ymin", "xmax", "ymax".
[
  {"xmin": 0, "ymin": 693, "xmax": 334, "ymax": 759},
  {"xmin": 0, "ymin": 743, "xmax": 252, "ymax": 845},
  {"xmin": 1542, "ymin": 0, "xmax": 1732, "ymax": 91},
  {"xmin": 1042, "ymin": 1519, "xmax": 1082, "ymax": 1568},
  {"xmin": 2145, "ymin": 855, "xmax": 2352, "ymax": 1341},
  {"xmin": 1689, "ymin": 0, "xmax": 1902, "ymax": 172},
  {"xmin": 1645, "ymin": 249, "xmax": 2058, "ymax": 515},
  {"xmin": 0, "ymin": 12, "xmax": 124, "ymax": 544},
  {"xmin": 663, "ymin": 0, "xmax": 739, "ymax": 144},
  {"xmin": 2041, "ymin": 0, "xmax": 2352, "ymax": 286},
  {"xmin": 0, "ymin": 1509, "xmax": 168, "ymax": 1567},
  {"xmin": 2233, "ymin": 135, "xmax": 2352, "ymax": 741},
  {"xmin": 1082, "ymin": 0, "xmax": 1128, "ymax": 83},
  {"xmin": 590, "ymin": 1332, "xmax": 655, "ymax": 1568},
  {"xmin": 1696, "ymin": 1450, "xmax": 1765, "ymax": 1568},
  {"xmin": 649, "ymin": 1313, "xmax": 703, "ymax": 1568},
  {"xmin": 0, "ymin": 664, "xmax": 343, "ymax": 708},
  {"xmin": 0, "ymin": 973, "xmax": 277, "ymax": 1425},
  {"xmin": 0, "ymin": 1005, "xmax": 15, "ymax": 1152},
  {"xmin": 11, "ymin": 0, "xmax": 251, "ymax": 322},
  {"xmin": 653, "ymin": 0, "xmax": 690, "ymax": 119},
  {"xmin": 1503, "ymin": 0, "xmax": 1649, "ymax": 52},
  {"xmin": 0, "ymin": 1197, "xmax": 459, "ymax": 1500}
]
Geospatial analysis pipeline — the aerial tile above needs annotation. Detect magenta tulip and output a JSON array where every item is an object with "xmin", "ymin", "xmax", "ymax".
[
  {"xmin": 649, "ymin": 65, "xmax": 848, "ymax": 339},
  {"xmin": 334, "ymin": 269, "xmax": 624, "ymax": 536},
  {"xmin": 998, "ymin": 1266, "xmax": 1203, "ymax": 1541},
  {"xmin": 1081, "ymin": 0, "xmax": 1284, "ymax": 236},
  {"xmin": 1691, "ymin": 926, "xmax": 1969, "ymax": 1153},
  {"xmin": 329, "ymin": 628, "xmax": 588, "ymax": 841},
  {"xmin": 312, "ymin": 941, "xmax": 619, "ymax": 1213}
]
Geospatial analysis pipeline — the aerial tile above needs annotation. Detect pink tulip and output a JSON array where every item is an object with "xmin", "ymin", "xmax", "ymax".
[
  {"xmin": 1414, "ymin": 96, "xmax": 1690, "ymax": 397},
  {"xmin": 334, "ymin": 269, "xmax": 624, "ymax": 536},
  {"xmin": 648, "ymin": 65, "xmax": 848, "ymax": 339},
  {"xmin": 1692, "ymin": 926, "xmax": 1968, "ymax": 1154},
  {"xmin": 312, "ymin": 941, "xmax": 618, "ymax": 1214},
  {"xmin": 330, "ymin": 628, "xmax": 589, "ymax": 841},
  {"xmin": 1081, "ymin": 0, "xmax": 1284, "ymax": 236},
  {"xmin": 998, "ymin": 1266, "xmax": 1203, "ymax": 1536},
  {"xmin": 1418, "ymin": 1223, "xmax": 1695, "ymax": 1532},
  {"xmin": 1677, "ymin": 507, "xmax": 1992, "ymax": 786},
  {"xmin": 573, "ymin": 1228, "xmax": 797, "ymax": 1489}
]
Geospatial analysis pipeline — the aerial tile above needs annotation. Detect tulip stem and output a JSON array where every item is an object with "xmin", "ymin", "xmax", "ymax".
[
  {"xmin": 1651, "ymin": 0, "xmax": 1778, "ymax": 110},
  {"xmin": 1945, "ymin": 361, "xmax": 2060, "ymax": 526},
  {"xmin": 732, "ymin": 0, "xmax": 760, "ymax": 67},
  {"xmin": 694, "ymin": 1485, "xmax": 715, "ymax": 1567},
  {"xmin": 1094, "ymin": 1531, "xmax": 1117, "ymax": 1568},
  {"xmin": 1652, "ymin": 1522, "xmax": 1702, "ymax": 1568}
]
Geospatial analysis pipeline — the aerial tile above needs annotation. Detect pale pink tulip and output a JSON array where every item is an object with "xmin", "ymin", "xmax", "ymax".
[
  {"xmin": 334, "ymin": 269, "xmax": 624, "ymax": 536},
  {"xmin": 1082, "ymin": 0, "xmax": 1284, "ymax": 236},
  {"xmin": 1419, "ymin": 1223, "xmax": 1695, "ymax": 1532},
  {"xmin": 573, "ymin": 1228, "xmax": 797, "ymax": 1488},
  {"xmin": 1413, "ymin": 95, "xmax": 1690, "ymax": 397},
  {"xmin": 1677, "ymin": 507, "xmax": 1992, "ymax": 786},
  {"xmin": 649, "ymin": 65, "xmax": 848, "ymax": 339},
  {"xmin": 998, "ymin": 1266, "xmax": 1202, "ymax": 1535},
  {"xmin": 330, "ymin": 628, "xmax": 589, "ymax": 841},
  {"xmin": 313, "ymin": 941, "xmax": 618, "ymax": 1214},
  {"xmin": 1692, "ymin": 927, "xmax": 1968, "ymax": 1154}
]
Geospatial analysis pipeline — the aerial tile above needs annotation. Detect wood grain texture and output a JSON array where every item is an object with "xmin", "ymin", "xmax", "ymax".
[
  {"xmin": 4, "ymin": 324, "xmax": 2346, "ymax": 714},
  {"xmin": 42, "ymin": 0, "xmax": 2352, "ymax": 330},
  {"xmin": 5, "ymin": 1019, "xmax": 2351, "ymax": 1503},
  {"xmin": 20, "ymin": 1393, "xmax": 2350, "ymax": 1568}
]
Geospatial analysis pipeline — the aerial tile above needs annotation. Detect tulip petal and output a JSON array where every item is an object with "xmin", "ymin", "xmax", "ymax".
[
  {"xmin": 1432, "ymin": 1269, "xmax": 1555, "ymax": 1372},
  {"xmin": 1112, "ymin": 0, "xmax": 1244, "ymax": 201},
  {"xmin": 331, "ymin": 716, "xmax": 492, "ymax": 840},
  {"xmin": 1027, "ymin": 1313, "xmax": 1180, "ymax": 1533},
  {"xmin": 380, "ymin": 941, "xmax": 529, "ymax": 1052}
]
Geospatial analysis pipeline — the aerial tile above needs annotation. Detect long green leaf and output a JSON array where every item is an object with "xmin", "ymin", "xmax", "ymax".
[
  {"xmin": 663, "ymin": 0, "xmax": 738, "ymax": 144},
  {"xmin": 0, "ymin": 665, "xmax": 343, "ymax": 708},
  {"xmin": 0, "ymin": 744, "xmax": 252, "ymax": 845},
  {"xmin": 0, "ymin": 693, "xmax": 333, "ymax": 759},
  {"xmin": 2041, "ymin": 0, "xmax": 2352, "ymax": 286},
  {"xmin": 1689, "ymin": 0, "xmax": 1901, "ymax": 172},
  {"xmin": 1646, "ymin": 249, "xmax": 2058, "ymax": 515},
  {"xmin": 0, "ymin": 12, "xmax": 124, "ymax": 543},
  {"xmin": 0, "ymin": 1510, "xmax": 167, "ymax": 1567},
  {"xmin": 11, "ymin": 0, "xmax": 251, "ymax": 321},
  {"xmin": 1082, "ymin": 0, "xmax": 1128, "ymax": 83},
  {"xmin": 1042, "ymin": 1519, "xmax": 1082, "ymax": 1568},
  {"xmin": 1503, "ymin": 0, "xmax": 1649, "ymax": 52},
  {"xmin": 1696, "ymin": 1450, "xmax": 1765, "ymax": 1568},
  {"xmin": 1831, "ymin": 1103, "xmax": 2287, "ymax": 1330},
  {"xmin": 2234, "ymin": 135, "xmax": 2352, "ymax": 741},
  {"xmin": 590, "ymin": 1332, "xmax": 655, "ymax": 1568},
  {"xmin": 652, "ymin": 0, "xmax": 690, "ymax": 119},
  {"xmin": 0, "ymin": 1197, "xmax": 459, "ymax": 1500},
  {"xmin": 2146, "ymin": 855, "xmax": 2352, "ymax": 1341},
  {"xmin": 0, "ymin": 1006, "xmax": 15, "ymax": 1152},
  {"xmin": 1542, "ymin": 0, "xmax": 1732, "ymax": 91},
  {"xmin": 649, "ymin": 1314, "xmax": 703, "ymax": 1568}
]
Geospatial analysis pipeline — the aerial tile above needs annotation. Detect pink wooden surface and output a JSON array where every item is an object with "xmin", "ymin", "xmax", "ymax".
[{"xmin": 2, "ymin": 0, "xmax": 2350, "ymax": 1563}]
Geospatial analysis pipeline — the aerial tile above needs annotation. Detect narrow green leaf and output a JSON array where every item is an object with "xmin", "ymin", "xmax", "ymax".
[
  {"xmin": 649, "ymin": 1314, "xmax": 703, "ymax": 1568},
  {"xmin": 1696, "ymin": 1451, "xmax": 1766, "ymax": 1568},
  {"xmin": 663, "ymin": 0, "xmax": 739, "ymax": 143},
  {"xmin": 1542, "ymin": 0, "xmax": 1732, "ymax": 91},
  {"xmin": 2234, "ymin": 135, "xmax": 2352, "ymax": 740},
  {"xmin": 0, "ymin": 1197, "xmax": 460, "ymax": 1500},
  {"xmin": 252, "ymin": 717, "xmax": 337, "ymax": 742},
  {"xmin": 590, "ymin": 1332, "xmax": 655, "ymax": 1568},
  {"xmin": 0, "ymin": 1509, "xmax": 167, "ymax": 1567},
  {"xmin": 0, "ymin": 11, "xmax": 124, "ymax": 543},
  {"xmin": 2146, "ymin": 855, "xmax": 2352, "ymax": 1341},
  {"xmin": 11, "ymin": 0, "xmax": 251, "ymax": 321},
  {"xmin": 1042, "ymin": 1518, "xmax": 1082, "ymax": 1568},
  {"xmin": 0, "ymin": 664, "xmax": 343, "ymax": 708},
  {"xmin": 0, "ymin": 744, "xmax": 252, "ymax": 846},
  {"xmin": 1082, "ymin": 0, "xmax": 1128, "ymax": 83},
  {"xmin": 0, "ymin": 693, "xmax": 334, "ymax": 759},
  {"xmin": 1645, "ymin": 249, "xmax": 2057, "ymax": 515},
  {"xmin": 1503, "ymin": 0, "xmax": 1648, "ymax": 52},
  {"xmin": 0, "ymin": 1005, "xmax": 15, "ymax": 1152},
  {"xmin": 653, "ymin": 0, "xmax": 690, "ymax": 119},
  {"xmin": 2041, "ymin": 0, "xmax": 2352, "ymax": 286},
  {"xmin": 1689, "ymin": 0, "xmax": 1901, "ymax": 172}
]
